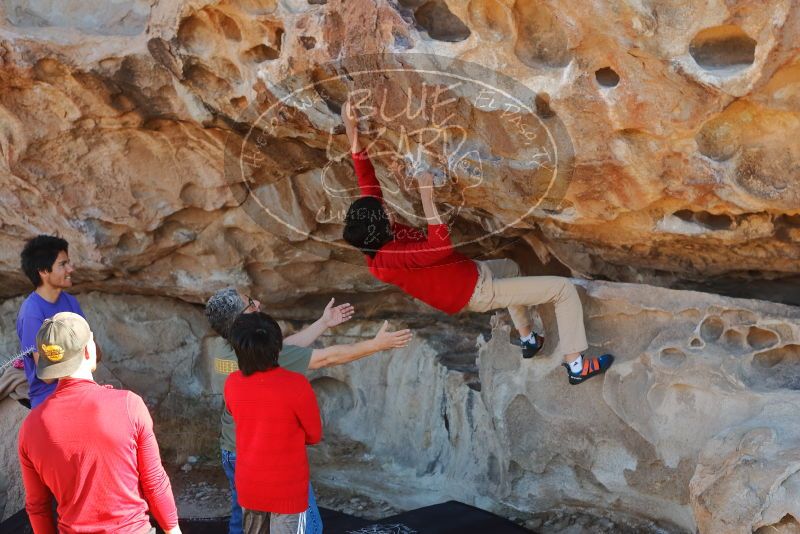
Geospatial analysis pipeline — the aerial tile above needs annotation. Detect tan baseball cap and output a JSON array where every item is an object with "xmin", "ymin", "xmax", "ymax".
[{"xmin": 35, "ymin": 312, "xmax": 92, "ymax": 380}]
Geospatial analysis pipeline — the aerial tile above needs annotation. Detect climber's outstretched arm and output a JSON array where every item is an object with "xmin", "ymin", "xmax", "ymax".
[
  {"xmin": 342, "ymin": 100, "xmax": 362, "ymax": 154},
  {"xmin": 418, "ymin": 171, "xmax": 443, "ymax": 226},
  {"xmin": 342, "ymin": 99, "xmax": 385, "ymax": 200}
]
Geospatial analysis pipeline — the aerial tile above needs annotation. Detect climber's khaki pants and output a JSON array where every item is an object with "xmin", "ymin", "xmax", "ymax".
[{"xmin": 465, "ymin": 259, "xmax": 589, "ymax": 356}]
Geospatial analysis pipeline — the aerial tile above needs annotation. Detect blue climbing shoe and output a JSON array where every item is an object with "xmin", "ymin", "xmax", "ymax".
[{"xmin": 562, "ymin": 354, "xmax": 614, "ymax": 385}]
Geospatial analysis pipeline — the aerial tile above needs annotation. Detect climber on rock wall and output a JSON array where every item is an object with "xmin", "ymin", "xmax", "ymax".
[
  {"xmin": 205, "ymin": 288, "xmax": 412, "ymax": 534},
  {"xmin": 340, "ymin": 99, "xmax": 614, "ymax": 385}
]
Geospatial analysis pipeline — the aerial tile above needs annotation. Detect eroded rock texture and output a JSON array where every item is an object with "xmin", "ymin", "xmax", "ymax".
[
  {"xmin": 309, "ymin": 281, "xmax": 800, "ymax": 533},
  {"xmin": 0, "ymin": 0, "xmax": 797, "ymax": 305},
  {"xmin": 2, "ymin": 284, "xmax": 799, "ymax": 533},
  {"xmin": 1, "ymin": 0, "xmax": 799, "ymax": 532},
  {"xmin": 0, "ymin": 398, "xmax": 26, "ymax": 522}
]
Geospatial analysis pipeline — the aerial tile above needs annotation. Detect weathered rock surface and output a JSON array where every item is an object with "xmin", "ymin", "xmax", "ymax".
[
  {"xmin": 3, "ymin": 283, "xmax": 800, "ymax": 532},
  {"xmin": 1, "ymin": 0, "xmax": 800, "ymax": 532},
  {"xmin": 0, "ymin": 398, "xmax": 26, "ymax": 522},
  {"xmin": 308, "ymin": 280, "xmax": 800, "ymax": 533},
  {"xmin": 0, "ymin": 0, "xmax": 797, "ymax": 306}
]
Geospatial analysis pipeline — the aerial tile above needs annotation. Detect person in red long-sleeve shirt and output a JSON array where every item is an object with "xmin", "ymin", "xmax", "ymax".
[
  {"xmin": 340, "ymin": 100, "xmax": 614, "ymax": 385},
  {"xmin": 17, "ymin": 312, "xmax": 180, "ymax": 534},
  {"xmin": 224, "ymin": 311, "xmax": 322, "ymax": 534}
]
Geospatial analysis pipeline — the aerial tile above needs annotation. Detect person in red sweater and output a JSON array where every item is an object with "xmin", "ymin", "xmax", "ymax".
[
  {"xmin": 224, "ymin": 311, "xmax": 322, "ymax": 534},
  {"xmin": 17, "ymin": 312, "xmax": 181, "ymax": 534},
  {"xmin": 340, "ymin": 100, "xmax": 613, "ymax": 385}
]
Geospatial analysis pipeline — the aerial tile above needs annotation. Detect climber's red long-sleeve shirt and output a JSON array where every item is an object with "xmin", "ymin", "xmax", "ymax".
[
  {"xmin": 352, "ymin": 150, "xmax": 479, "ymax": 314},
  {"xmin": 18, "ymin": 379, "xmax": 179, "ymax": 534}
]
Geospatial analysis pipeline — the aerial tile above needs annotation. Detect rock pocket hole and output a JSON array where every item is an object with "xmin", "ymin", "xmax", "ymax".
[
  {"xmin": 311, "ymin": 377, "xmax": 355, "ymax": 420},
  {"xmin": 299, "ymin": 36, "xmax": 316, "ymax": 49},
  {"xmin": 690, "ymin": 337, "xmax": 704, "ymax": 348},
  {"xmin": 413, "ymin": 0, "xmax": 471, "ymax": 42},
  {"xmin": 217, "ymin": 12, "xmax": 242, "ymax": 42},
  {"xmin": 747, "ymin": 345, "xmax": 800, "ymax": 391},
  {"xmin": 177, "ymin": 14, "xmax": 215, "ymax": 55},
  {"xmin": 753, "ymin": 345, "xmax": 800, "ymax": 369},
  {"xmin": 229, "ymin": 96, "xmax": 247, "ymax": 110},
  {"xmin": 242, "ymin": 44, "xmax": 280, "ymax": 63},
  {"xmin": 534, "ymin": 93, "xmax": 555, "ymax": 118},
  {"xmin": 747, "ymin": 327, "xmax": 779, "ymax": 350},
  {"xmin": 689, "ymin": 25, "xmax": 756, "ymax": 72},
  {"xmin": 775, "ymin": 214, "xmax": 800, "ymax": 230},
  {"xmin": 722, "ymin": 329, "xmax": 744, "ymax": 350},
  {"xmin": 674, "ymin": 210, "xmax": 735, "ymax": 231},
  {"xmin": 512, "ymin": 0, "xmax": 571, "ymax": 68},
  {"xmin": 659, "ymin": 348, "xmax": 686, "ymax": 368},
  {"xmin": 308, "ymin": 64, "xmax": 349, "ymax": 114},
  {"xmin": 595, "ymin": 67, "xmax": 620, "ymax": 87},
  {"xmin": 775, "ymin": 214, "xmax": 800, "ymax": 242},
  {"xmin": 700, "ymin": 316, "xmax": 724, "ymax": 343}
]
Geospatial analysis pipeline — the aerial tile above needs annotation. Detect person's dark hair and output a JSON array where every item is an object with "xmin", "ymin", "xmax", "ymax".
[
  {"xmin": 21, "ymin": 235, "xmax": 69, "ymax": 288},
  {"xmin": 343, "ymin": 197, "xmax": 393, "ymax": 258},
  {"xmin": 228, "ymin": 312, "xmax": 283, "ymax": 376}
]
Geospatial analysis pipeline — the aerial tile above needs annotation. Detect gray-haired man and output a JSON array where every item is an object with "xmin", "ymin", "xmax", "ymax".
[{"xmin": 206, "ymin": 288, "xmax": 411, "ymax": 534}]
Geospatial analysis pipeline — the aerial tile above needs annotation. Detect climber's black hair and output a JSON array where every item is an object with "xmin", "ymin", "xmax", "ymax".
[{"xmin": 343, "ymin": 197, "xmax": 393, "ymax": 258}]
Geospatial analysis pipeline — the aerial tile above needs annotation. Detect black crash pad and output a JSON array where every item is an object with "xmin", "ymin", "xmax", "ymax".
[
  {"xmin": 329, "ymin": 501, "xmax": 531, "ymax": 534},
  {"xmin": 2, "ymin": 501, "xmax": 531, "ymax": 534}
]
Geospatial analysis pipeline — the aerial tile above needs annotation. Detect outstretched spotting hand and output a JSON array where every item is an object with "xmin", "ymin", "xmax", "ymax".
[
  {"xmin": 321, "ymin": 297, "xmax": 355, "ymax": 328},
  {"xmin": 373, "ymin": 321, "xmax": 413, "ymax": 351}
]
